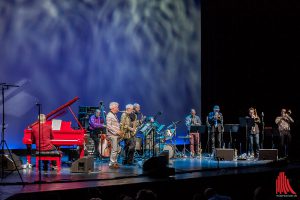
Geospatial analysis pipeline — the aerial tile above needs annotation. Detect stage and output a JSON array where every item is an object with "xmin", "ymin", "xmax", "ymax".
[{"xmin": 1, "ymin": 153, "xmax": 299, "ymax": 200}]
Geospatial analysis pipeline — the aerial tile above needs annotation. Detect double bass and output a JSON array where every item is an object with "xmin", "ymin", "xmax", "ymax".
[{"xmin": 98, "ymin": 101, "xmax": 111, "ymax": 158}]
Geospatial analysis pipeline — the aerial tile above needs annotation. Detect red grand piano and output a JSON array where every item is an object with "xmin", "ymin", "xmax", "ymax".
[{"xmin": 23, "ymin": 96, "xmax": 86, "ymax": 164}]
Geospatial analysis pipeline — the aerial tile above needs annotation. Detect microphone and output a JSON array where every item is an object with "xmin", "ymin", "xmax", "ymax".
[
  {"xmin": 35, "ymin": 99, "xmax": 41, "ymax": 106},
  {"xmin": 153, "ymin": 111, "xmax": 162, "ymax": 121},
  {"xmin": 261, "ymin": 112, "xmax": 264, "ymax": 117}
]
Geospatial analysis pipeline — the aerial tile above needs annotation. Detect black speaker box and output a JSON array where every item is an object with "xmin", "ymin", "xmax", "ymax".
[
  {"xmin": 158, "ymin": 150, "xmax": 169, "ymax": 164},
  {"xmin": 215, "ymin": 148, "xmax": 235, "ymax": 161},
  {"xmin": 259, "ymin": 149, "xmax": 278, "ymax": 160},
  {"xmin": 143, "ymin": 155, "xmax": 174, "ymax": 177},
  {"xmin": 70, "ymin": 156, "xmax": 94, "ymax": 173},
  {"xmin": 0, "ymin": 153, "xmax": 23, "ymax": 171}
]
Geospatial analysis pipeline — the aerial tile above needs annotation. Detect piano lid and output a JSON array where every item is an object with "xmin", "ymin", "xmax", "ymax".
[{"xmin": 29, "ymin": 96, "xmax": 83, "ymax": 129}]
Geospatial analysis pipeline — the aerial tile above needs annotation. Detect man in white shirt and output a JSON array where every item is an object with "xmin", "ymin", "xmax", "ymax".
[{"xmin": 106, "ymin": 102, "xmax": 122, "ymax": 169}]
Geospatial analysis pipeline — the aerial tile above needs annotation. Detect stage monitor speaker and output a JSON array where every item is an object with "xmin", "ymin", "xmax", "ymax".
[
  {"xmin": 0, "ymin": 153, "xmax": 23, "ymax": 171},
  {"xmin": 215, "ymin": 148, "xmax": 235, "ymax": 161},
  {"xmin": 70, "ymin": 156, "xmax": 94, "ymax": 173},
  {"xmin": 143, "ymin": 155, "xmax": 174, "ymax": 177},
  {"xmin": 158, "ymin": 150, "xmax": 169, "ymax": 164},
  {"xmin": 259, "ymin": 149, "xmax": 278, "ymax": 161}
]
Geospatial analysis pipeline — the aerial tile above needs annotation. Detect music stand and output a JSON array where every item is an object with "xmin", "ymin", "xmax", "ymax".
[
  {"xmin": 139, "ymin": 123, "xmax": 152, "ymax": 159},
  {"xmin": 223, "ymin": 124, "xmax": 239, "ymax": 149},
  {"xmin": 239, "ymin": 117, "xmax": 248, "ymax": 155},
  {"xmin": 199, "ymin": 125, "xmax": 206, "ymax": 154},
  {"xmin": 0, "ymin": 83, "xmax": 23, "ymax": 183}
]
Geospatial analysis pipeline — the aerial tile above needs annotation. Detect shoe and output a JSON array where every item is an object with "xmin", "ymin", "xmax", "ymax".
[
  {"xmin": 51, "ymin": 166, "xmax": 58, "ymax": 170},
  {"xmin": 109, "ymin": 163, "xmax": 120, "ymax": 169},
  {"xmin": 190, "ymin": 152, "xmax": 195, "ymax": 158},
  {"xmin": 113, "ymin": 163, "xmax": 120, "ymax": 169}
]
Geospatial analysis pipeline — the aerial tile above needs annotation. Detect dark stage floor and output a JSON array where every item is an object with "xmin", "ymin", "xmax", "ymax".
[{"xmin": 0, "ymin": 154, "xmax": 299, "ymax": 200}]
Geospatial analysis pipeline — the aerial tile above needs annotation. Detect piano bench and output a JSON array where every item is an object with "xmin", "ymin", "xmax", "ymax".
[{"xmin": 35, "ymin": 151, "xmax": 62, "ymax": 171}]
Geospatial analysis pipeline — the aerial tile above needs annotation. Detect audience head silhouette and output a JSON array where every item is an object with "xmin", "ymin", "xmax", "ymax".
[{"xmin": 136, "ymin": 189, "xmax": 157, "ymax": 200}]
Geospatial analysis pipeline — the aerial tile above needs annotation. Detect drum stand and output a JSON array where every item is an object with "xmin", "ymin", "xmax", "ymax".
[
  {"xmin": 179, "ymin": 135, "xmax": 191, "ymax": 158},
  {"xmin": 172, "ymin": 123, "xmax": 182, "ymax": 158}
]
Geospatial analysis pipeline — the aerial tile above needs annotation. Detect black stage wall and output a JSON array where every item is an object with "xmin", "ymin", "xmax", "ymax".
[{"xmin": 201, "ymin": 0, "xmax": 300, "ymax": 160}]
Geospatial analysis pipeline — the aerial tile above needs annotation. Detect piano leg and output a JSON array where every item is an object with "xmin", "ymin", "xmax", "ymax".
[
  {"xmin": 26, "ymin": 144, "xmax": 32, "ymax": 164},
  {"xmin": 79, "ymin": 146, "xmax": 84, "ymax": 158}
]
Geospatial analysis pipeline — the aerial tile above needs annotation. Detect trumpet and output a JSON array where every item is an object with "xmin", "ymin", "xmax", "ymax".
[
  {"xmin": 252, "ymin": 109, "xmax": 260, "ymax": 123},
  {"xmin": 214, "ymin": 112, "xmax": 222, "ymax": 120},
  {"xmin": 213, "ymin": 112, "xmax": 222, "ymax": 127},
  {"xmin": 287, "ymin": 109, "xmax": 292, "ymax": 115}
]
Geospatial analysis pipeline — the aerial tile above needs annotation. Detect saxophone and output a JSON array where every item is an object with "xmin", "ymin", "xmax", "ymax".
[
  {"xmin": 131, "ymin": 119, "xmax": 138, "ymax": 137},
  {"xmin": 131, "ymin": 115, "xmax": 146, "ymax": 137}
]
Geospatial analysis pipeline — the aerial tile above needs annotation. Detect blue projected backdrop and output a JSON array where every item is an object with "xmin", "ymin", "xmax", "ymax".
[{"xmin": 0, "ymin": 0, "xmax": 201, "ymax": 149}]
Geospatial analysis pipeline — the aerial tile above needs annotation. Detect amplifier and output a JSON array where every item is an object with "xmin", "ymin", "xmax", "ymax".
[
  {"xmin": 70, "ymin": 156, "xmax": 94, "ymax": 173},
  {"xmin": 259, "ymin": 149, "xmax": 278, "ymax": 161},
  {"xmin": 215, "ymin": 148, "xmax": 235, "ymax": 161}
]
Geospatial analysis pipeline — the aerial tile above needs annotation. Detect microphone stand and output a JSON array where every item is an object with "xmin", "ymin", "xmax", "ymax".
[
  {"xmin": 36, "ymin": 103, "xmax": 42, "ymax": 183},
  {"xmin": 172, "ymin": 121, "xmax": 181, "ymax": 158},
  {"xmin": 245, "ymin": 119, "xmax": 248, "ymax": 156},
  {"xmin": 261, "ymin": 112, "xmax": 264, "ymax": 149},
  {"xmin": 151, "ymin": 112, "xmax": 161, "ymax": 157},
  {"xmin": 99, "ymin": 101, "xmax": 106, "ymax": 163},
  {"xmin": 0, "ymin": 83, "xmax": 23, "ymax": 183},
  {"xmin": 151, "ymin": 123, "xmax": 156, "ymax": 157}
]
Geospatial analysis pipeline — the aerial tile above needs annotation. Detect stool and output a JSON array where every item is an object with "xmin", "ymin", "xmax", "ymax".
[{"xmin": 35, "ymin": 151, "xmax": 62, "ymax": 171}]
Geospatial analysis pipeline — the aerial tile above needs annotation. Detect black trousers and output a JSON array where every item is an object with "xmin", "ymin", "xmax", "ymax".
[
  {"xmin": 279, "ymin": 132, "xmax": 291, "ymax": 158},
  {"xmin": 208, "ymin": 126, "xmax": 222, "ymax": 153},
  {"xmin": 124, "ymin": 137, "xmax": 136, "ymax": 164}
]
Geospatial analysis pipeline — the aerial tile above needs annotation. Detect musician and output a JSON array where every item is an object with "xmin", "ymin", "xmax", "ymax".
[
  {"xmin": 121, "ymin": 104, "xmax": 136, "ymax": 165},
  {"xmin": 32, "ymin": 114, "xmax": 57, "ymax": 170},
  {"xmin": 275, "ymin": 108, "xmax": 294, "ymax": 158},
  {"xmin": 207, "ymin": 105, "xmax": 224, "ymax": 156},
  {"xmin": 246, "ymin": 107, "xmax": 261, "ymax": 158},
  {"xmin": 106, "ymin": 102, "xmax": 122, "ymax": 169},
  {"xmin": 185, "ymin": 109, "xmax": 201, "ymax": 157},
  {"xmin": 89, "ymin": 109, "xmax": 106, "ymax": 159},
  {"xmin": 133, "ymin": 103, "xmax": 145, "ymax": 126}
]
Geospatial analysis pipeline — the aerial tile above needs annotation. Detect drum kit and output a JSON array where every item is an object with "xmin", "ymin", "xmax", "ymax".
[{"xmin": 84, "ymin": 133, "xmax": 112, "ymax": 158}]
